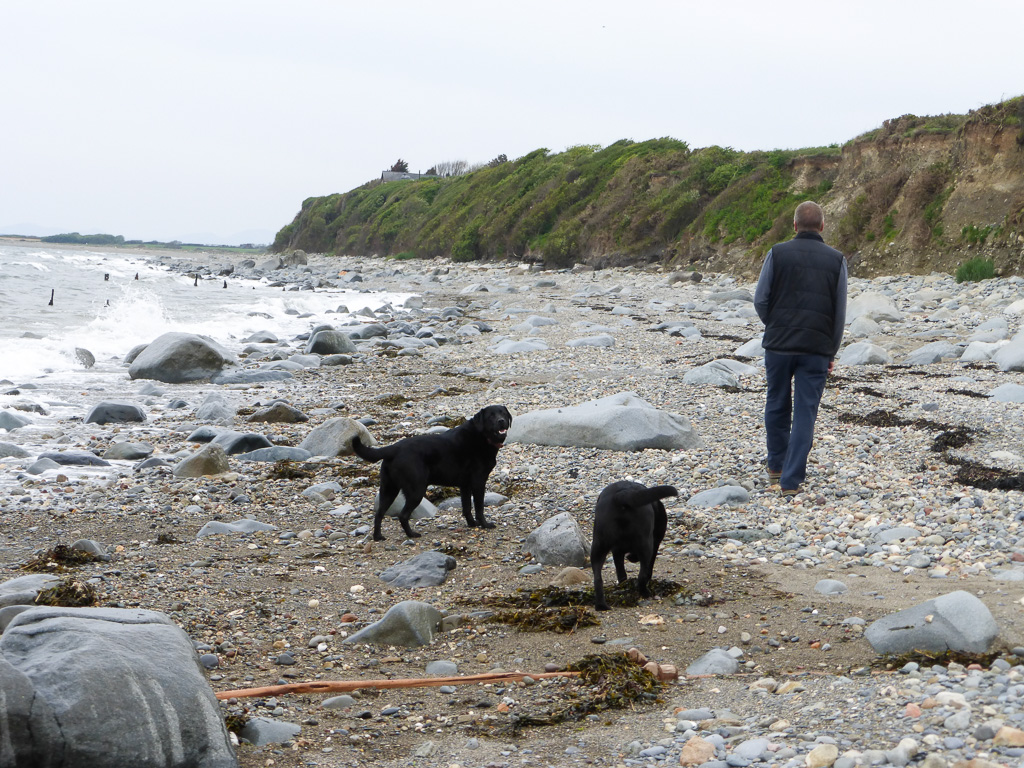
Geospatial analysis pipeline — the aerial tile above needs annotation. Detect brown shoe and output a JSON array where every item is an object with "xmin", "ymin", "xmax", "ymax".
[
  {"xmin": 767, "ymin": 468, "xmax": 782, "ymax": 483},
  {"xmin": 780, "ymin": 488, "xmax": 800, "ymax": 498}
]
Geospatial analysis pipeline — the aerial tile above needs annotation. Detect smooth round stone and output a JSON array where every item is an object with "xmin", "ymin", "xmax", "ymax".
[
  {"xmin": 275, "ymin": 653, "xmax": 296, "ymax": 665},
  {"xmin": 322, "ymin": 695, "xmax": 356, "ymax": 709},
  {"xmin": 425, "ymin": 660, "xmax": 458, "ymax": 676},
  {"xmin": 199, "ymin": 654, "xmax": 220, "ymax": 670}
]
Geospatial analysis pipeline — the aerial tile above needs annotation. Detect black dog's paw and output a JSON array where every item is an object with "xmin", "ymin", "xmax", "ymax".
[
  {"xmin": 405, "ymin": 530, "xmax": 422, "ymax": 539},
  {"xmin": 479, "ymin": 520, "xmax": 495, "ymax": 529},
  {"xmin": 373, "ymin": 533, "xmax": 386, "ymax": 542},
  {"xmin": 595, "ymin": 602, "xmax": 611, "ymax": 612}
]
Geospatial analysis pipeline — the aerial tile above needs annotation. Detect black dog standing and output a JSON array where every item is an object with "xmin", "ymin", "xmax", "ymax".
[
  {"xmin": 352, "ymin": 405, "xmax": 512, "ymax": 541},
  {"xmin": 590, "ymin": 481, "xmax": 678, "ymax": 611}
]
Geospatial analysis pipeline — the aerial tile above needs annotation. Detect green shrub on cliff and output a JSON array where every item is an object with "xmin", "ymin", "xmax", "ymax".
[{"xmin": 955, "ymin": 257, "xmax": 995, "ymax": 283}]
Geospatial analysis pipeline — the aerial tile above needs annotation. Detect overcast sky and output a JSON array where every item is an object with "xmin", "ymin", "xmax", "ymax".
[{"xmin": 3, "ymin": 1, "xmax": 1022, "ymax": 246}]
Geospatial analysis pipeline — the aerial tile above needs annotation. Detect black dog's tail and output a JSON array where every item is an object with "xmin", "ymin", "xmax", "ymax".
[
  {"xmin": 612, "ymin": 484, "xmax": 678, "ymax": 508},
  {"xmin": 351, "ymin": 435, "xmax": 394, "ymax": 462}
]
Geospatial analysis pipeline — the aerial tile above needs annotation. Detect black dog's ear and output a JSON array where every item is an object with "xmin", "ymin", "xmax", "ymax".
[{"xmin": 504, "ymin": 406, "xmax": 512, "ymax": 425}]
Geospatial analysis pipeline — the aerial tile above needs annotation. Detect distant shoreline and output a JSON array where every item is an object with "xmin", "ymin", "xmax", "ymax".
[{"xmin": 0, "ymin": 235, "xmax": 267, "ymax": 262}]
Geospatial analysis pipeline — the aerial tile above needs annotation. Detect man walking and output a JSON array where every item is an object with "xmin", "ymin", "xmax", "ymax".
[{"xmin": 754, "ymin": 201, "xmax": 847, "ymax": 497}]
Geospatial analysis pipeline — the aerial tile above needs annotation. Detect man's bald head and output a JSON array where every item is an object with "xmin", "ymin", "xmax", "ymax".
[{"xmin": 794, "ymin": 201, "xmax": 825, "ymax": 232}]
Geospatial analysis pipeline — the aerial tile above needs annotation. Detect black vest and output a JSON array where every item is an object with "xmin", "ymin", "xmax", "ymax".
[{"xmin": 761, "ymin": 232, "xmax": 845, "ymax": 356}]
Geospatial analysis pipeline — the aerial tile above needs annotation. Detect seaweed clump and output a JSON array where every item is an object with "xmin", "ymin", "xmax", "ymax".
[
  {"xmin": 267, "ymin": 461, "xmax": 317, "ymax": 480},
  {"xmin": 21, "ymin": 544, "xmax": 98, "ymax": 572},
  {"xmin": 34, "ymin": 578, "xmax": 99, "ymax": 607},
  {"xmin": 946, "ymin": 457, "xmax": 1024, "ymax": 491},
  {"xmin": 488, "ymin": 606, "xmax": 598, "ymax": 633},
  {"xmin": 501, "ymin": 653, "xmax": 662, "ymax": 733},
  {"xmin": 930, "ymin": 427, "xmax": 977, "ymax": 452}
]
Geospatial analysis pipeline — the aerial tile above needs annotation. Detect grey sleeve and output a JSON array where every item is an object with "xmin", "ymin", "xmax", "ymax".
[
  {"xmin": 753, "ymin": 249, "xmax": 774, "ymax": 324},
  {"xmin": 832, "ymin": 259, "xmax": 848, "ymax": 355}
]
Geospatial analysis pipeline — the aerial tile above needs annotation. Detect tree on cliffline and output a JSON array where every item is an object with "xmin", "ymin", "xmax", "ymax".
[
  {"xmin": 390, "ymin": 159, "xmax": 409, "ymax": 173},
  {"xmin": 433, "ymin": 159, "xmax": 468, "ymax": 177}
]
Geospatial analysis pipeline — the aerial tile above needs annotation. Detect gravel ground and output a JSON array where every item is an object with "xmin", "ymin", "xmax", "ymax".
[{"xmin": 3, "ymin": 252, "xmax": 1024, "ymax": 768}]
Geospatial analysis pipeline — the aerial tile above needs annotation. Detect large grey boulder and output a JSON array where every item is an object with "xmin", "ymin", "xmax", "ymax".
[
  {"xmin": 839, "ymin": 342, "xmax": 892, "ymax": 366},
  {"xmin": 84, "ymin": 401, "xmax": 147, "ymax": 425},
  {"xmin": 172, "ymin": 443, "xmax": 231, "ymax": 477},
  {"xmin": 197, "ymin": 519, "xmax": 277, "ymax": 538},
  {"xmin": 565, "ymin": 334, "xmax": 614, "ymax": 348},
  {"xmin": 0, "ymin": 606, "xmax": 236, "ymax": 768},
  {"xmin": 248, "ymin": 402, "xmax": 309, "ymax": 423},
  {"xmin": 989, "ymin": 383, "xmax": 1024, "ymax": 403},
  {"xmin": 211, "ymin": 370, "xmax": 292, "ymax": 385},
  {"xmin": 967, "ymin": 317, "xmax": 1009, "ymax": 343},
  {"xmin": 683, "ymin": 361, "xmax": 739, "ymax": 388},
  {"xmin": 235, "ymin": 446, "xmax": 313, "ymax": 462},
  {"xmin": 960, "ymin": 340, "xmax": 1005, "ymax": 362},
  {"xmin": 523, "ymin": 512, "xmax": 589, "ymax": 567},
  {"xmin": 211, "ymin": 430, "xmax": 273, "ymax": 455},
  {"xmin": 0, "ymin": 574, "xmax": 61, "ymax": 609},
  {"xmin": 735, "ymin": 336, "xmax": 765, "ymax": 357},
  {"xmin": 128, "ymin": 332, "xmax": 238, "ymax": 383},
  {"xmin": 195, "ymin": 393, "xmax": 236, "ymax": 423},
  {"xmin": 685, "ymin": 648, "xmax": 740, "ymax": 676},
  {"xmin": 238, "ymin": 717, "xmax": 301, "ymax": 746},
  {"xmin": 0, "ymin": 442, "xmax": 30, "ymax": 459},
  {"xmin": 0, "ymin": 411, "xmax": 31, "ymax": 432},
  {"xmin": 37, "ymin": 450, "xmax": 110, "ymax": 467},
  {"xmin": 992, "ymin": 340, "xmax": 1024, "ymax": 372},
  {"xmin": 847, "ymin": 292, "xmax": 903, "ymax": 323},
  {"xmin": 305, "ymin": 330, "xmax": 357, "ymax": 355},
  {"xmin": 343, "ymin": 323, "xmax": 388, "ymax": 340},
  {"xmin": 342, "ymin": 601, "xmax": 443, "ymax": 647},
  {"xmin": 298, "ymin": 417, "xmax": 377, "ymax": 457},
  {"xmin": 865, "ymin": 590, "xmax": 998, "ymax": 655},
  {"xmin": 491, "ymin": 339, "xmax": 549, "ymax": 354},
  {"xmin": 507, "ymin": 391, "xmax": 702, "ymax": 451},
  {"xmin": 379, "ymin": 552, "xmax": 457, "ymax": 588},
  {"xmin": 103, "ymin": 441, "xmax": 154, "ymax": 460},
  {"xmin": 847, "ymin": 314, "xmax": 882, "ymax": 338},
  {"xmin": 687, "ymin": 485, "xmax": 749, "ymax": 508},
  {"xmin": 902, "ymin": 341, "xmax": 962, "ymax": 365}
]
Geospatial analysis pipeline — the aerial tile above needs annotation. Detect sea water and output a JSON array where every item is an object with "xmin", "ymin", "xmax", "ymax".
[{"xmin": 0, "ymin": 242, "xmax": 406, "ymax": 383}]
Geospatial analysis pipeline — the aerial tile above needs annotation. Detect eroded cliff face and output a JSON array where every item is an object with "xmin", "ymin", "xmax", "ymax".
[{"xmin": 818, "ymin": 119, "xmax": 1024, "ymax": 277}]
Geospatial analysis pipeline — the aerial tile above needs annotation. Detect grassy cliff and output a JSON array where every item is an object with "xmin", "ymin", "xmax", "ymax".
[{"xmin": 273, "ymin": 97, "xmax": 1024, "ymax": 277}]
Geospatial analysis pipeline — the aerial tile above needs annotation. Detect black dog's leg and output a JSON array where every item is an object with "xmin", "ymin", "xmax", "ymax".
[
  {"xmin": 591, "ymin": 541, "xmax": 611, "ymax": 611},
  {"xmin": 472, "ymin": 485, "xmax": 494, "ymax": 529},
  {"xmin": 373, "ymin": 473, "xmax": 400, "ymax": 541},
  {"xmin": 612, "ymin": 551, "xmax": 629, "ymax": 584},
  {"xmin": 396, "ymin": 489, "xmax": 424, "ymax": 539},
  {"xmin": 460, "ymin": 487, "xmax": 476, "ymax": 528},
  {"xmin": 636, "ymin": 544, "xmax": 656, "ymax": 599}
]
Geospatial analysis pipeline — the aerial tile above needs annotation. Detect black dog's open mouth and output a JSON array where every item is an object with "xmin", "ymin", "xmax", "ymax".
[{"xmin": 493, "ymin": 428, "xmax": 508, "ymax": 444}]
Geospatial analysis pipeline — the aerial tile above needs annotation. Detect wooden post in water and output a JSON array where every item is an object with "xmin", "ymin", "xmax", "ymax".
[{"xmin": 48, "ymin": 289, "xmax": 54, "ymax": 306}]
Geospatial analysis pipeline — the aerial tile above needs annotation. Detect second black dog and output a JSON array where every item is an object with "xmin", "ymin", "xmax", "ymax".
[
  {"xmin": 352, "ymin": 404, "xmax": 512, "ymax": 541},
  {"xmin": 590, "ymin": 481, "xmax": 677, "ymax": 611}
]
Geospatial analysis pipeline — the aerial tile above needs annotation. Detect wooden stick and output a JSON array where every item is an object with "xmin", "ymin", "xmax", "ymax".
[{"xmin": 214, "ymin": 670, "xmax": 578, "ymax": 700}]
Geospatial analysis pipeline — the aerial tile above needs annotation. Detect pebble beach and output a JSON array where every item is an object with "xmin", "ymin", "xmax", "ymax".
[{"xmin": 3, "ymin": 248, "xmax": 1024, "ymax": 768}]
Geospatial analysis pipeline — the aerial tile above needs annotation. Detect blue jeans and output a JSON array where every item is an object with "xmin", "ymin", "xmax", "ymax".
[{"xmin": 764, "ymin": 350, "xmax": 830, "ymax": 490}]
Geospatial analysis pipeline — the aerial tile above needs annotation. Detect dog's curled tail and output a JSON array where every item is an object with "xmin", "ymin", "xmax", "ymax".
[
  {"xmin": 351, "ymin": 435, "xmax": 389, "ymax": 462},
  {"xmin": 613, "ymin": 484, "xmax": 678, "ymax": 508}
]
